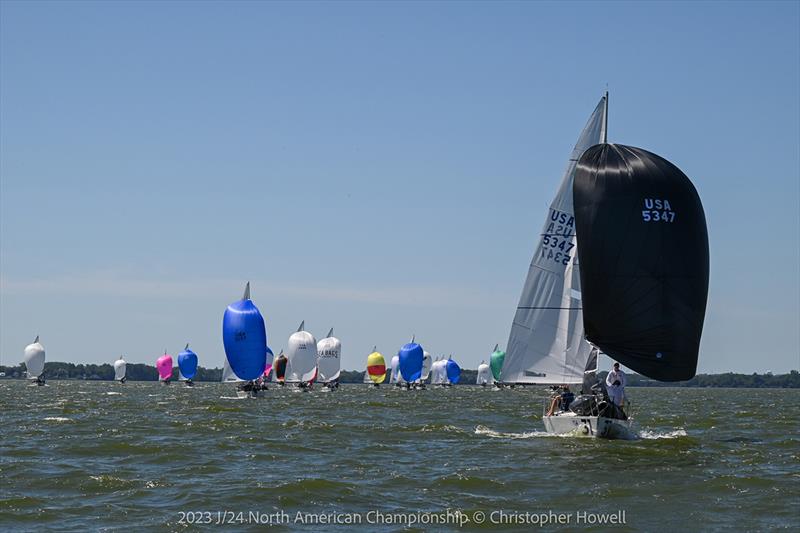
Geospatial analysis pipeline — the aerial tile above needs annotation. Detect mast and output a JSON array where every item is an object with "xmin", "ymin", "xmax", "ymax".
[{"xmin": 602, "ymin": 91, "xmax": 609, "ymax": 144}]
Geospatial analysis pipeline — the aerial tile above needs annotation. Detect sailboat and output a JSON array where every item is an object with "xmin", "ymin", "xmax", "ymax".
[
  {"xmin": 505, "ymin": 93, "xmax": 709, "ymax": 438},
  {"xmin": 317, "ymin": 328, "xmax": 341, "ymax": 390},
  {"xmin": 177, "ymin": 344, "xmax": 198, "ymax": 387},
  {"xmin": 222, "ymin": 282, "xmax": 268, "ymax": 398},
  {"xmin": 364, "ymin": 347, "xmax": 386, "ymax": 387},
  {"xmin": 445, "ymin": 356, "xmax": 461, "ymax": 385},
  {"xmin": 420, "ymin": 351, "xmax": 432, "ymax": 385},
  {"xmin": 430, "ymin": 357, "xmax": 446, "ymax": 386},
  {"xmin": 23, "ymin": 336, "xmax": 46, "ymax": 386},
  {"xmin": 489, "ymin": 344, "xmax": 505, "ymax": 387},
  {"xmin": 398, "ymin": 337, "xmax": 424, "ymax": 390},
  {"xmin": 389, "ymin": 353, "xmax": 402, "ymax": 386},
  {"xmin": 476, "ymin": 360, "xmax": 493, "ymax": 386},
  {"xmin": 113, "ymin": 356, "xmax": 127, "ymax": 383},
  {"xmin": 259, "ymin": 346, "xmax": 274, "ymax": 390},
  {"xmin": 273, "ymin": 350, "xmax": 287, "ymax": 386},
  {"xmin": 156, "ymin": 352, "xmax": 173, "ymax": 385},
  {"xmin": 286, "ymin": 321, "xmax": 317, "ymax": 391}
]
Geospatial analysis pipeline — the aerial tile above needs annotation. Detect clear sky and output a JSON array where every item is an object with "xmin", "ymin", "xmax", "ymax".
[{"xmin": 1, "ymin": 1, "xmax": 798, "ymax": 374}]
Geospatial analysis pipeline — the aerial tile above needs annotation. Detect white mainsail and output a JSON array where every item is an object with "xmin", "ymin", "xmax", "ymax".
[
  {"xmin": 221, "ymin": 357, "xmax": 244, "ymax": 382},
  {"xmin": 503, "ymin": 94, "xmax": 607, "ymax": 384},
  {"xmin": 113, "ymin": 357, "xmax": 127, "ymax": 381},
  {"xmin": 316, "ymin": 328, "xmax": 341, "ymax": 384},
  {"xmin": 23, "ymin": 336, "xmax": 46, "ymax": 379}
]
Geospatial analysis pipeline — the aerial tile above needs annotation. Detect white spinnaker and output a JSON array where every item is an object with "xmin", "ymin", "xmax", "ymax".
[
  {"xmin": 23, "ymin": 338, "xmax": 45, "ymax": 379},
  {"xmin": 503, "ymin": 94, "xmax": 606, "ymax": 385},
  {"xmin": 221, "ymin": 357, "xmax": 244, "ymax": 382},
  {"xmin": 286, "ymin": 330, "xmax": 318, "ymax": 383},
  {"xmin": 476, "ymin": 362, "xmax": 493, "ymax": 385},
  {"xmin": 431, "ymin": 359, "xmax": 445, "ymax": 384},
  {"xmin": 316, "ymin": 332, "xmax": 341, "ymax": 383},
  {"xmin": 113, "ymin": 358, "xmax": 126, "ymax": 381},
  {"xmin": 421, "ymin": 351, "xmax": 432, "ymax": 382}
]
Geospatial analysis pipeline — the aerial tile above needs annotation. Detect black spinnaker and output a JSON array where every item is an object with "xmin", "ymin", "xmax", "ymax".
[{"xmin": 573, "ymin": 143, "xmax": 709, "ymax": 381}]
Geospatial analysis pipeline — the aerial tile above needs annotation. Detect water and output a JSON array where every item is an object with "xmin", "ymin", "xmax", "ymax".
[{"xmin": 1, "ymin": 383, "xmax": 798, "ymax": 531}]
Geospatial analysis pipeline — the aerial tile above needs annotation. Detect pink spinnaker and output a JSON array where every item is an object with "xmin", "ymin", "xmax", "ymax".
[{"xmin": 156, "ymin": 354, "xmax": 173, "ymax": 380}]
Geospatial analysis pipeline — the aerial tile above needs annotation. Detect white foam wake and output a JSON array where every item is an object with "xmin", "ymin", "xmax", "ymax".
[
  {"xmin": 474, "ymin": 425, "xmax": 556, "ymax": 439},
  {"xmin": 639, "ymin": 428, "xmax": 688, "ymax": 439}
]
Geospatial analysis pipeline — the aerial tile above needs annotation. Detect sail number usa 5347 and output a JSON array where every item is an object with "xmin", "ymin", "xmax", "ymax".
[
  {"xmin": 540, "ymin": 209, "xmax": 576, "ymax": 266},
  {"xmin": 642, "ymin": 198, "xmax": 675, "ymax": 223}
]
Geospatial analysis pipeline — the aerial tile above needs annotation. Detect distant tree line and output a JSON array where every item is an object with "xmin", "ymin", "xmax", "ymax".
[
  {"xmin": 621, "ymin": 370, "xmax": 800, "ymax": 388},
  {"xmin": 0, "ymin": 362, "xmax": 222, "ymax": 382},
  {"xmin": 1, "ymin": 363, "xmax": 797, "ymax": 387}
]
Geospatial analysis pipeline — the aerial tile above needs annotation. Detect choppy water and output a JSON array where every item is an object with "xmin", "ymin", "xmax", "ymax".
[{"xmin": 1, "ymin": 382, "xmax": 798, "ymax": 531}]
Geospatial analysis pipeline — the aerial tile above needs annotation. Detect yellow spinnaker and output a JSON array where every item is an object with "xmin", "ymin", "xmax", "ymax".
[{"xmin": 367, "ymin": 351, "xmax": 386, "ymax": 384}]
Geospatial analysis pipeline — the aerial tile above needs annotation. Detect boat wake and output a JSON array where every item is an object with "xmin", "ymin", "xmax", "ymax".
[
  {"xmin": 474, "ymin": 425, "xmax": 558, "ymax": 439},
  {"xmin": 105, "ymin": 392, "xmax": 122, "ymax": 396},
  {"xmin": 638, "ymin": 428, "xmax": 688, "ymax": 440},
  {"xmin": 43, "ymin": 417, "xmax": 72, "ymax": 423}
]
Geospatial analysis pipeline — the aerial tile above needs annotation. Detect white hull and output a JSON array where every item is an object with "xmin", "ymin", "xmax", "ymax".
[
  {"xmin": 236, "ymin": 389, "xmax": 258, "ymax": 399},
  {"xmin": 543, "ymin": 412, "xmax": 634, "ymax": 439}
]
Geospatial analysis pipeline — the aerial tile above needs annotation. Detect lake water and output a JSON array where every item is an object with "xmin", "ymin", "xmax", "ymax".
[{"xmin": 1, "ymin": 382, "xmax": 797, "ymax": 531}]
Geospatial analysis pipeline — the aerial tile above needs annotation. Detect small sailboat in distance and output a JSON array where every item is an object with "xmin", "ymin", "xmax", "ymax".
[
  {"xmin": 365, "ymin": 346, "xmax": 386, "ymax": 387},
  {"xmin": 421, "ymin": 351, "xmax": 432, "ymax": 385},
  {"xmin": 476, "ymin": 360, "xmax": 493, "ymax": 387},
  {"xmin": 222, "ymin": 282, "xmax": 268, "ymax": 398},
  {"xmin": 23, "ymin": 336, "xmax": 46, "ymax": 386},
  {"xmin": 273, "ymin": 350, "xmax": 287, "ymax": 386},
  {"xmin": 286, "ymin": 321, "xmax": 317, "ymax": 391},
  {"xmin": 389, "ymin": 353, "xmax": 401, "ymax": 386},
  {"xmin": 317, "ymin": 328, "xmax": 341, "ymax": 390},
  {"xmin": 259, "ymin": 346, "xmax": 274, "ymax": 391},
  {"xmin": 431, "ymin": 357, "xmax": 446, "ymax": 386},
  {"xmin": 156, "ymin": 352, "xmax": 173, "ymax": 385},
  {"xmin": 114, "ymin": 356, "xmax": 127, "ymax": 383},
  {"xmin": 398, "ymin": 336, "xmax": 424, "ymax": 390},
  {"xmin": 445, "ymin": 356, "xmax": 461, "ymax": 385},
  {"xmin": 489, "ymin": 344, "xmax": 505, "ymax": 387},
  {"xmin": 177, "ymin": 344, "xmax": 199, "ymax": 387}
]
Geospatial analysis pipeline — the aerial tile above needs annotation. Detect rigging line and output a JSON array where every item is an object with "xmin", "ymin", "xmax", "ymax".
[{"xmin": 517, "ymin": 307, "xmax": 583, "ymax": 310}]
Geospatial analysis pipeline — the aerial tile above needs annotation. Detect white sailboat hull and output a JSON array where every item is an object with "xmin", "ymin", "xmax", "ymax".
[{"xmin": 542, "ymin": 412, "xmax": 634, "ymax": 439}]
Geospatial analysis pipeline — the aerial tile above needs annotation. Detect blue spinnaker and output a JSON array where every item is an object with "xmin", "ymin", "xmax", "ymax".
[
  {"xmin": 399, "ymin": 342, "xmax": 424, "ymax": 382},
  {"xmin": 446, "ymin": 358, "xmax": 461, "ymax": 384},
  {"xmin": 222, "ymin": 283, "xmax": 267, "ymax": 381},
  {"xmin": 177, "ymin": 346, "xmax": 198, "ymax": 380}
]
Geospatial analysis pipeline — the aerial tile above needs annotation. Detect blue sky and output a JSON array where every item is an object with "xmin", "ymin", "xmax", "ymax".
[{"xmin": 1, "ymin": 1, "xmax": 798, "ymax": 374}]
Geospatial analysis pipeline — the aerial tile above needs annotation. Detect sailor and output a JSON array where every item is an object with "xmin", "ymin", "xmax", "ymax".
[
  {"xmin": 546, "ymin": 385, "xmax": 574, "ymax": 416},
  {"xmin": 605, "ymin": 362, "xmax": 626, "ymax": 406}
]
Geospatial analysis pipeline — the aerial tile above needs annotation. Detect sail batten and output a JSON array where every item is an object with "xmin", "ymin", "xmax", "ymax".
[{"xmin": 503, "ymin": 95, "xmax": 607, "ymax": 384}]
